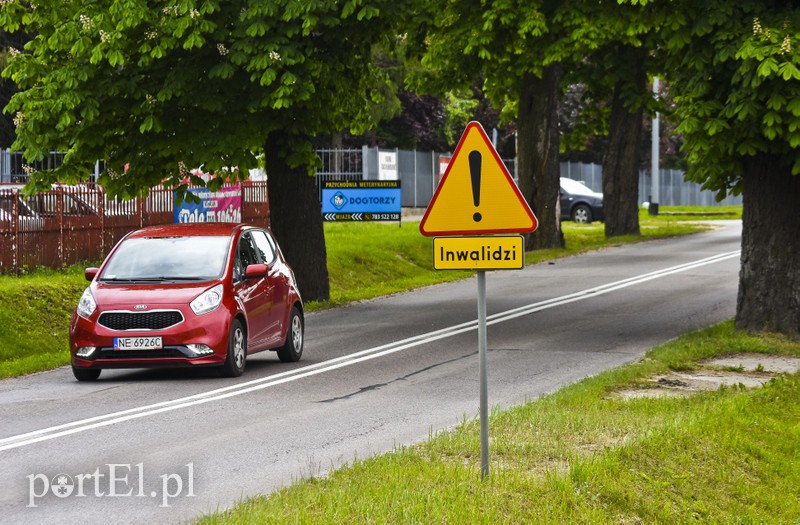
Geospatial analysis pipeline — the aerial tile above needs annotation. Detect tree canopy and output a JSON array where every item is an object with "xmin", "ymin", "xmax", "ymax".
[
  {"xmin": 655, "ymin": 0, "xmax": 800, "ymax": 337},
  {"xmin": 1, "ymin": 0, "xmax": 402, "ymax": 198},
  {"xmin": 659, "ymin": 1, "xmax": 800, "ymax": 197}
]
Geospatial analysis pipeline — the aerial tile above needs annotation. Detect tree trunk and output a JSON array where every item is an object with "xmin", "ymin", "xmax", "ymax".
[
  {"xmin": 517, "ymin": 66, "xmax": 565, "ymax": 250},
  {"xmin": 264, "ymin": 137, "xmax": 330, "ymax": 303},
  {"xmin": 736, "ymin": 156, "xmax": 800, "ymax": 339},
  {"xmin": 602, "ymin": 45, "xmax": 646, "ymax": 238}
]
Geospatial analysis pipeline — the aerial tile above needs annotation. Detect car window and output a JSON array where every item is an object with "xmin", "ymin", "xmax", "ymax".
[
  {"xmin": 234, "ymin": 232, "xmax": 260, "ymax": 282},
  {"xmin": 250, "ymin": 230, "xmax": 276, "ymax": 266},
  {"xmin": 560, "ymin": 178, "xmax": 595, "ymax": 196},
  {"xmin": 100, "ymin": 235, "xmax": 230, "ymax": 280},
  {"xmin": 0, "ymin": 195, "xmax": 37, "ymax": 217}
]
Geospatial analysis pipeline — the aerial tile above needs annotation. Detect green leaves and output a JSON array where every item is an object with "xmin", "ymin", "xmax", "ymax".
[
  {"xmin": 661, "ymin": 3, "xmax": 800, "ymax": 194},
  {"xmin": 1, "ymin": 0, "xmax": 403, "ymax": 197},
  {"xmin": 778, "ymin": 62, "xmax": 800, "ymax": 81},
  {"xmin": 757, "ymin": 57, "xmax": 779, "ymax": 78}
]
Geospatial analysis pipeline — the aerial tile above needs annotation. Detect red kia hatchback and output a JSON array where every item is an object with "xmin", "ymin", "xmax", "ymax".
[{"xmin": 69, "ymin": 223, "xmax": 304, "ymax": 381}]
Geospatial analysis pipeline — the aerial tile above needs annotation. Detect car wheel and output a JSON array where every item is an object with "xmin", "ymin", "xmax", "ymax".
[
  {"xmin": 572, "ymin": 204, "xmax": 593, "ymax": 224},
  {"xmin": 221, "ymin": 319, "xmax": 246, "ymax": 377},
  {"xmin": 72, "ymin": 366, "xmax": 101, "ymax": 382},
  {"xmin": 276, "ymin": 307, "xmax": 303, "ymax": 363}
]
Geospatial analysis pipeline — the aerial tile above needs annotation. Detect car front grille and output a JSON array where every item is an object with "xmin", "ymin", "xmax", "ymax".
[
  {"xmin": 98, "ymin": 310, "xmax": 184, "ymax": 331},
  {"xmin": 96, "ymin": 348, "xmax": 187, "ymax": 359}
]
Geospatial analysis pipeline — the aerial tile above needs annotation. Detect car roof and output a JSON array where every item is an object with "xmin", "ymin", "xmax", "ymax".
[{"xmin": 126, "ymin": 222, "xmax": 246, "ymax": 239}]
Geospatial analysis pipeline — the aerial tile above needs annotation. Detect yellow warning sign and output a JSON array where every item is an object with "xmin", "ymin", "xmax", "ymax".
[{"xmin": 419, "ymin": 121, "xmax": 538, "ymax": 236}]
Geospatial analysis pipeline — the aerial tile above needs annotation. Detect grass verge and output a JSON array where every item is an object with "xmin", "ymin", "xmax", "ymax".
[
  {"xmin": 0, "ymin": 206, "xmax": 738, "ymax": 378},
  {"xmin": 198, "ymin": 321, "xmax": 799, "ymax": 524},
  {"xmin": 0, "ymin": 266, "xmax": 87, "ymax": 379}
]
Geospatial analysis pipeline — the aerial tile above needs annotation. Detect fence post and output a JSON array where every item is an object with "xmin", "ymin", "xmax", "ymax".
[
  {"xmin": 138, "ymin": 195, "xmax": 144, "ymax": 228},
  {"xmin": 412, "ymin": 149, "xmax": 417, "ymax": 209},
  {"xmin": 57, "ymin": 185, "xmax": 64, "ymax": 268},
  {"xmin": 431, "ymin": 152, "xmax": 436, "ymax": 199},
  {"xmin": 1, "ymin": 149, "xmax": 10, "ymax": 183},
  {"xmin": 12, "ymin": 188, "xmax": 19, "ymax": 274},
  {"xmin": 98, "ymin": 185, "xmax": 105, "ymax": 256}
]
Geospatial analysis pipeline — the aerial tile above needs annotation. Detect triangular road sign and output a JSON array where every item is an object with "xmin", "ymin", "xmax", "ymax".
[{"xmin": 419, "ymin": 122, "xmax": 538, "ymax": 236}]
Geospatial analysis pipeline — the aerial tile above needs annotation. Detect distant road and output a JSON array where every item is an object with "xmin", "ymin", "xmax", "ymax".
[{"xmin": 0, "ymin": 221, "xmax": 741, "ymax": 524}]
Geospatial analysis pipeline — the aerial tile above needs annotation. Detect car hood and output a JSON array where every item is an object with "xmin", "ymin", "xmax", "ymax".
[
  {"xmin": 90, "ymin": 281, "xmax": 220, "ymax": 307},
  {"xmin": 567, "ymin": 189, "xmax": 603, "ymax": 200}
]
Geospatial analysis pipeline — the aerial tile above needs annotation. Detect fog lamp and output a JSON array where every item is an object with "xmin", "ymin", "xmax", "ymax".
[
  {"xmin": 76, "ymin": 346, "xmax": 97, "ymax": 358},
  {"xmin": 187, "ymin": 344, "xmax": 214, "ymax": 356}
]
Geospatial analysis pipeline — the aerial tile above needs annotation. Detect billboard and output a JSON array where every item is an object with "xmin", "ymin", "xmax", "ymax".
[
  {"xmin": 174, "ymin": 186, "xmax": 242, "ymax": 223},
  {"xmin": 321, "ymin": 180, "xmax": 401, "ymax": 222}
]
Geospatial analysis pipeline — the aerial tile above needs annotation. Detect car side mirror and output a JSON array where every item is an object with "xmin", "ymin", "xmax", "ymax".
[
  {"xmin": 85, "ymin": 267, "xmax": 99, "ymax": 281},
  {"xmin": 244, "ymin": 263, "xmax": 268, "ymax": 279}
]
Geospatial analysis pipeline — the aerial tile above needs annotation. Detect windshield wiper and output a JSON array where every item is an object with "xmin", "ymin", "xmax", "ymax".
[
  {"xmin": 133, "ymin": 277, "xmax": 206, "ymax": 281},
  {"xmin": 101, "ymin": 276, "xmax": 206, "ymax": 282}
]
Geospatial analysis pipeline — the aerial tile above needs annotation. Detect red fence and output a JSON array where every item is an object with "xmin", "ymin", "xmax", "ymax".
[{"xmin": 0, "ymin": 182, "xmax": 270, "ymax": 274}]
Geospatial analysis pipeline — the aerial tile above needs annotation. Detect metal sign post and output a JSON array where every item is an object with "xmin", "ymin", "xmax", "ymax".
[{"xmin": 477, "ymin": 270, "xmax": 489, "ymax": 479}]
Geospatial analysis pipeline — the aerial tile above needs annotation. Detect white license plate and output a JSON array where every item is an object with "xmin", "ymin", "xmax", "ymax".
[{"xmin": 113, "ymin": 336, "xmax": 163, "ymax": 350}]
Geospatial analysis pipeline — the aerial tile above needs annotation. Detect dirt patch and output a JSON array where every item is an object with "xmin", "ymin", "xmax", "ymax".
[{"xmin": 611, "ymin": 354, "xmax": 800, "ymax": 400}]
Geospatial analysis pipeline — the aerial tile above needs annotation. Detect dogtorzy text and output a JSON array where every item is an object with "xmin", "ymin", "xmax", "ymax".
[{"xmin": 27, "ymin": 463, "xmax": 195, "ymax": 508}]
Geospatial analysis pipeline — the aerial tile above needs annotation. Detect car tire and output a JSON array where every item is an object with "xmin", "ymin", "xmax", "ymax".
[
  {"xmin": 72, "ymin": 366, "xmax": 101, "ymax": 382},
  {"xmin": 572, "ymin": 204, "xmax": 593, "ymax": 224},
  {"xmin": 276, "ymin": 307, "xmax": 303, "ymax": 363},
  {"xmin": 220, "ymin": 319, "xmax": 246, "ymax": 377}
]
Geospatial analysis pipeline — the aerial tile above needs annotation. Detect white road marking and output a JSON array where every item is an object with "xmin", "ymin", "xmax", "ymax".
[{"xmin": 0, "ymin": 250, "xmax": 740, "ymax": 452}]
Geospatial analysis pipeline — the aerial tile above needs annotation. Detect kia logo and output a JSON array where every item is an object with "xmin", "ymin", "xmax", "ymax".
[{"xmin": 134, "ymin": 304, "xmax": 148, "ymax": 311}]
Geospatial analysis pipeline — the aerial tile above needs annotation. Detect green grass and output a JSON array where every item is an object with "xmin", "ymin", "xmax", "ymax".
[
  {"xmin": 314, "ymin": 206, "xmax": 731, "ymax": 309},
  {"xmin": 0, "ymin": 205, "xmax": 739, "ymax": 377},
  {"xmin": 199, "ymin": 321, "xmax": 800, "ymax": 524},
  {"xmin": 0, "ymin": 266, "xmax": 87, "ymax": 378}
]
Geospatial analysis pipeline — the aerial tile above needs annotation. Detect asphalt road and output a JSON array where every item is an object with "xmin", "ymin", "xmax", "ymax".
[{"xmin": 0, "ymin": 221, "xmax": 742, "ymax": 524}]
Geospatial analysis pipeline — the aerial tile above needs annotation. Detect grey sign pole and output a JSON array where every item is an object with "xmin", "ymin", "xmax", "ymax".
[{"xmin": 477, "ymin": 270, "xmax": 489, "ymax": 479}]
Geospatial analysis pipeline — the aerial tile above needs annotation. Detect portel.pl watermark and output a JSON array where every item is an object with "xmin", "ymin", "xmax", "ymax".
[{"xmin": 27, "ymin": 463, "xmax": 195, "ymax": 508}]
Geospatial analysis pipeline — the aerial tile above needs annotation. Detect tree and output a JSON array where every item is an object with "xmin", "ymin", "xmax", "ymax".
[
  {"xmin": 414, "ymin": 0, "xmax": 568, "ymax": 250},
  {"xmin": 555, "ymin": 0, "xmax": 667, "ymax": 238},
  {"xmin": 659, "ymin": 1, "xmax": 800, "ymax": 337},
  {"xmin": 415, "ymin": 0, "xmax": 666, "ymax": 247},
  {"xmin": 1, "ymin": 0, "xmax": 405, "ymax": 302},
  {"xmin": 598, "ymin": 43, "xmax": 648, "ymax": 238},
  {"xmin": 0, "ymin": 29, "xmax": 27, "ymax": 148}
]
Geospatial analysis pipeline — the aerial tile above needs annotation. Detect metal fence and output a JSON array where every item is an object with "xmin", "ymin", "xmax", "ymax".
[
  {"xmin": 0, "ymin": 150, "xmax": 104, "ymax": 183},
  {"xmin": 0, "ymin": 182, "xmax": 270, "ymax": 274},
  {"xmin": 316, "ymin": 147, "xmax": 448, "ymax": 209},
  {"xmin": 313, "ymin": 149, "xmax": 741, "ymax": 209},
  {"xmin": 1, "ymin": 148, "xmax": 740, "ymax": 210},
  {"xmin": 558, "ymin": 161, "xmax": 743, "ymax": 206}
]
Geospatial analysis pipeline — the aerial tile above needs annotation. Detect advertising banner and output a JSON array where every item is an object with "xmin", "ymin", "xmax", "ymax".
[
  {"xmin": 174, "ymin": 186, "xmax": 242, "ymax": 223},
  {"xmin": 322, "ymin": 180, "xmax": 401, "ymax": 222}
]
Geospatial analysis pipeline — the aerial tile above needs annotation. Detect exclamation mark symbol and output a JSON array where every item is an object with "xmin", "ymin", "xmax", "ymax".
[{"xmin": 469, "ymin": 150, "xmax": 482, "ymax": 222}]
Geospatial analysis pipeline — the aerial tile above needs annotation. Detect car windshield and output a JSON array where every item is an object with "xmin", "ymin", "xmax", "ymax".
[
  {"xmin": 560, "ymin": 178, "xmax": 596, "ymax": 196},
  {"xmin": 100, "ymin": 235, "xmax": 230, "ymax": 281}
]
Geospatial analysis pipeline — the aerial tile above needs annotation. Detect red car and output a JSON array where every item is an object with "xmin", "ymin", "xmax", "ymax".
[{"xmin": 69, "ymin": 223, "xmax": 304, "ymax": 381}]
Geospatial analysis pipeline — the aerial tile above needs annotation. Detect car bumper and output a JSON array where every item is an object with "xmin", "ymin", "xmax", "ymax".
[{"xmin": 70, "ymin": 304, "xmax": 233, "ymax": 369}]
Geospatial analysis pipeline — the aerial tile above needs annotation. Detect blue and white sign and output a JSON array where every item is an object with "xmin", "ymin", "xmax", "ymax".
[{"xmin": 321, "ymin": 181, "xmax": 401, "ymax": 222}]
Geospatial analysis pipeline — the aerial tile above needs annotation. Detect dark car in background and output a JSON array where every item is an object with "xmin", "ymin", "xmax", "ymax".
[
  {"xmin": 560, "ymin": 177, "xmax": 604, "ymax": 224},
  {"xmin": 25, "ymin": 188, "xmax": 99, "ymax": 217},
  {"xmin": 0, "ymin": 192, "xmax": 44, "ymax": 230},
  {"xmin": 69, "ymin": 223, "xmax": 304, "ymax": 381}
]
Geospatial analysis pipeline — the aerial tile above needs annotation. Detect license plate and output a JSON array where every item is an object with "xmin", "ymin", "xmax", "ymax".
[{"xmin": 113, "ymin": 336, "xmax": 163, "ymax": 350}]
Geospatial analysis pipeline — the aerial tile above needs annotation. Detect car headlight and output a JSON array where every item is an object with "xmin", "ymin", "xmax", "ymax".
[
  {"xmin": 77, "ymin": 287, "xmax": 96, "ymax": 318},
  {"xmin": 190, "ymin": 284, "xmax": 223, "ymax": 315}
]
